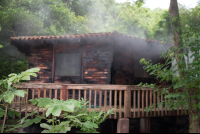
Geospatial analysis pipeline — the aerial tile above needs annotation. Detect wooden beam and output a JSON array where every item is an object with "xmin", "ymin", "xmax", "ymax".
[
  {"xmin": 14, "ymin": 83, "xmax": 168, "ymax": 91},
  {"xmin": 52, "ymin": 45, "xmax": 55, "ymax": 83},
  {"xmin": 62, "ymin": 85, "xmax": 67, "ymax": 101}
]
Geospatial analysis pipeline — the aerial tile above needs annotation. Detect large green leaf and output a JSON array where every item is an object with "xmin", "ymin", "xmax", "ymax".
[
  {"xmin": 14, "ymin": 111, "xmax": 20, "ymax": 117},
  {"xmin": 0, "ymin": 80, "xmax": 3, "ymax": 86},
  {"xmin": 54, "ymin": 125, "xmax": 63, "ymax": 131},
  {"xmin": 0, "ymin": 108, "xmax": 5, "ymax": 117},
  {"xmin": 25, "ymin": 72, "xmax": 37, "ymax": 77},
  {"xmin": 66, "ymin": 99, "xmax": 81, "ymax": 107},
  {"xmin": 63, "ymin": 126, "xmax": 71, "ymax": 133},
  {"xmin": 46, "ymin": 107, "xmax": 53, "ymax": 117},
  {"xmin": 4, "ymin": 81, "xmax": 12, "ymax": 90},
  {"xmin": 22, "ymin": 119, "xmax": 34, "ymax": 128},
  {"xmin": 21, "ymin": 75, "xmax": 30, "ymax": 81},
  {"xmin": 29, "ymin": 99, "xmax": 38, "ymax": 105},
  {"xmin": 62, "ymin": 104, "xmax": 74, "ymax": 112},
  {"xmin": 40, "ymin": 123, "xmax": 52, "ymax": 130},
  {"xmin": 37, "ymin": 98, "xmax": 52, "ymax": 108},
  {"xmin": 0, "ymin": 95, "xmax": 4, "ymax": 102},
  {"xmin": 52, "ymin": 105, "xmax": 62, "ymax": 116},
  {"xmin": 41, "ymin": 130, "xmax": 50, "ymax": 133},
  {"xmin": 25, "ymin": 68, "xmax": 40, "ymax": 73},
  {"xmin": 20, "ymin": 111, "xmax": 37, "ymax": 124},
  {"xmin": 33, "ymin": 116, "xmax": 42, "ymax": 124},
  {"xmin": 83, "ymin": 122, "xmax": 98, "ymax": 129},
  {"xmin": 7, "ymin": 109, "xmax": 15, "ymax": 117},
  {"xmin": 13, "ymin": 90, "xmax": 27, "ymax": 97},
  {"xmin": 4, "ymin": 93, "xmax": 14, "ymax": 103},
  {"xmin": 59, "ymin": 121, "xmax": 70, "ymax": 126}
]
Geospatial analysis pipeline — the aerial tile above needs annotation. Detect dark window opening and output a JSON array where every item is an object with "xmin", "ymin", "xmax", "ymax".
[
  {"xmin": 55, "ymin": 53, "xmax": 81, "ymax": 76},
  {"xmin": 135, "ymin": 54, "xmax": 153, "ymax": 78}
]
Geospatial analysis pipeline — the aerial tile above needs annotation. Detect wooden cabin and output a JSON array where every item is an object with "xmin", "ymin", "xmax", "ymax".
[
  {"xmin": 10, "ymin": 32, "xmax": 188, "ymax": 133},
  {"xmin": 10, "ymin": 31, "xmax": 172, "ymax": 104},
  {"xmin": 10, "ymin": 31, "xmax": 171, "ymax": 85}
]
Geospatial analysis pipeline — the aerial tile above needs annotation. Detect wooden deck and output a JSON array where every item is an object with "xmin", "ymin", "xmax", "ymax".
[{"xmin": 12, "ymin": 83, "xmax": 188, "ymax": 119}]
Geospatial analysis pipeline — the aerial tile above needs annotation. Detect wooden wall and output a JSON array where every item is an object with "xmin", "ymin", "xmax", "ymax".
[
  {"xmin": 29, "ymin": 38, "xmax": 112, "ymax": 84},
  {"xmin": 27, "ymin": 36, "xmax": 168, "ymax": 86},
  {"xmin": 82, "ymin": 39, "xmax": 112, "ymax": 84},
  {"xmin": 29, "ymin": 44, "xmax": 53, "ymax": 83},
  {"xmin": 112, "ymin": 42, "xmax": 134, "ymax": 85}
]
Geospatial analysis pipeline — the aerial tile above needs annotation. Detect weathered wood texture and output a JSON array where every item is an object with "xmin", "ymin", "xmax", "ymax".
[
  {"xmin": 28, "ymin": 38, "xmax": 112, "ymax": 99},
  {"xmin": 29, "ymin": 45, "xmax": 53, "ymax": 83},
  {"xmin": 112, "ymin": 41, "xmax": 134, "ymax": 85},
  {"xmin": 14, "ymin": 83, "xmax": 188, "ymax": 120},
  {"xmin": 28, "ymin": 38, "xmax": 112, "ymax": 85},
  {"xmin": 82, "ymin": 39, "xmax": 112, "ymax": 84}
]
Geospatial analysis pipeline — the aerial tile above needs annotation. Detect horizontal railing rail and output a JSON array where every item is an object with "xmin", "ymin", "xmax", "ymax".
[{"xmin": 12, "ymin": 83, "xmax": 188, "ymax": 119}]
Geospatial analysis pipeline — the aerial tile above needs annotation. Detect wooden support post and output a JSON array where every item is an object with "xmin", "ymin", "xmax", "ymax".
[
  {"xmin": 114, "ymin": 90, "xmax": 117, "ymax": 119},
  {"xmin": 52, "ymin": 45, "xmax": 55, "ymax": 83},
  {"xmin": 138, "ymin": 91, "xmax": 140, "ymax": 117},
  {"xmin": 100, "ymin": 90, "xmax": 102, "ymax": 112},
  {"xmin": 142, "ymin": 90, "xmax": 144, "ymax": 117},
  {"xmin": 117, "ymin": 118, "xmax": 129, "ymax": 133},
  {"xmin": 31, "ymin": 89, "xmax": 34, "ymax": 119},
  {"xmin": 62, "ymin": 85, "xmax": 67, "ymax": 101},
  {"xmin": 125, "ymin": 87, "xmax": 131, "ymax": 118},
  {"xmin": 78, "ymin": 89, "xmax": 81, "ymax": 100},
  {"xmin": 140, "ymin": 118, "xmax": 151, "ymax": 133},
  {"xmin": 89, "ymin": 90, "xmax": 92, "ymax": 113},
  {"xmin": 119, "ymin": 90, "xmax": 122, "ymax": 118},
  {"xmin": 134, "ymin": 90, "xmax": 136, "ymax": 118},
  {"xmin": 104, "ymin": 90, "xmax": 107, "ymax": 114},
  {"xmin": 109, "ymin": 90, "xmax": 112, "ymax": 118},
  {"xmin": 94, "ymin": 90, "xmax": 97, "ymax": 109},
  {"xmin": 55, "ymin": 89, "xmax": 58, "ymax": 99},
  {"xmin": 72, "ymin": 89, "xmax": 75, "ymax": 99}
]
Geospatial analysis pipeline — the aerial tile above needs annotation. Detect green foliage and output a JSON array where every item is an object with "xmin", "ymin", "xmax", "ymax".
[
  {"xmin": 139, "ymin": 10, "xmax": 200, "ymax": 117},
  {"xmin": 0, "ymin": 54, "xmax": 29, "ymax": 80},
  {"xmin": 24, "ymin": 97, "xmax": 114, "ymax": 133},
  {"xmin": 0, "ymin": 68, "xmax": 40, "ymax": 133},
  {"xmin": 63, "ymin": 98, "xmax": 114, "ymax": 133},
  {"xmin": 137, "ymin": 82, "xmax": 156, "ymax": 88},
  {"xmin": 3, "ymin": 112, "xmax": 37, "ymax": 133}
]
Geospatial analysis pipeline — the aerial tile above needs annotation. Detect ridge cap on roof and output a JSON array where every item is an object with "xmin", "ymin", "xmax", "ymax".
[
  {"xmin": 11, "ymin": 31, "xmax": 118, "ymax": 39},
  {"xmin": 9, "ymin": 31, "xmax": 174, "ymax": 45}
]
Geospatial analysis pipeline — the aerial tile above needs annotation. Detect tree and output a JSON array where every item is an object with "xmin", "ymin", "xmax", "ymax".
[
  {"xmin": 140, "ymin": 0, "xmax": 200, "ymax": 133},
  {"xmin": 169, "ymin": 1, "xmax": 200, "ymax": 132}
]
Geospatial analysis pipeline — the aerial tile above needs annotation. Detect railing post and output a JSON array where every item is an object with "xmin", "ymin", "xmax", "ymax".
[
  {"xmin": 125, "ymin": 86, "xmax": 131, "ymax": 118},
  {"xmin": 62, "ymin": 85, "xmax": 67, "ymax": 101}
]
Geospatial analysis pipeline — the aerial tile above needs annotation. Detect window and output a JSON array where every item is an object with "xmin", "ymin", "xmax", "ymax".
[{"xmin": 55, "ymin": 53, "xmax": 81, "ymax": 76}]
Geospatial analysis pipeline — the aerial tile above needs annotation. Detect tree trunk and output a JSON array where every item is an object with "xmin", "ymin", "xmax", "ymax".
[
  {"xmin": 169, "ymin": 0, "xmax": 200, "ymax": 133},
  {"xmin": 189, "ymin": 114, "xmax": 200, "ymax": 133},
  {"xmin": 169, "ymin": 0, "xmax": 185, "ymax": 78}
]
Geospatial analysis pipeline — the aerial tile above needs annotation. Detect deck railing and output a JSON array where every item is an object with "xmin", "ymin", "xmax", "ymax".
[{"xmin": 12, "ymin": 83, "xmax": 188, "ymax": 119}]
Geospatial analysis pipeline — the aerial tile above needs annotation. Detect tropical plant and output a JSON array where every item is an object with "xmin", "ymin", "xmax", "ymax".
[
  {"xmin": 139, "ymin": 1, "xmax": 200, "ymax": 132},
  {"xmin": 0, "ymin": 68, "xmax": 40, "ymax": 133},
  {"xmin": 65, "ymin": 98, "xmax": 114, "ymax": 133},
  {"xmin": 13, "ymin": 97, "xmax": 114, "ymax": 133}
]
